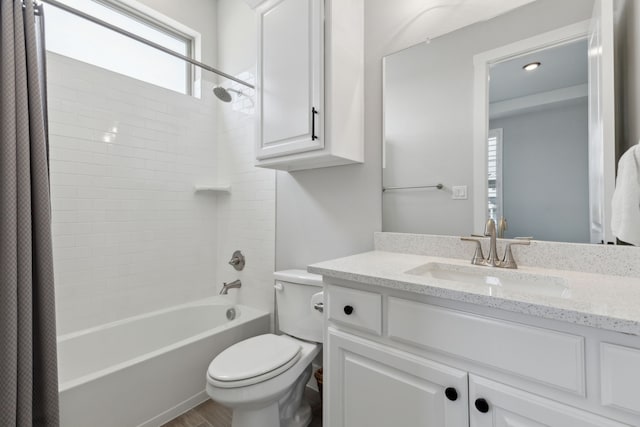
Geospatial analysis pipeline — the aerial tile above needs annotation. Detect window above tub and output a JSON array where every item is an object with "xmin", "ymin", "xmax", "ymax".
[{"xmin": 43, "ymin": 0, "xmax": 201, "ymax": 96}]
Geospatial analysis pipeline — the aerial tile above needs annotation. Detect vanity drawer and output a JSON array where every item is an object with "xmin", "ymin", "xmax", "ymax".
[
  {"xmin": 388, "ymin": 297, "xmax": 585, "ymax": 395},
  {"xmin": 601, "ymin": 343, "xmax": 640, "ymax": 415},
  {"xmin": 327, "ymin": 285, "xmax": 382, "ymax": 335}
]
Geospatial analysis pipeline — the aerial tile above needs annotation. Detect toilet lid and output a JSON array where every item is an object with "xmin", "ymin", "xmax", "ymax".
[{"xmin": 208, "ymin": 334, "xmax": 301, "ymax": 385}]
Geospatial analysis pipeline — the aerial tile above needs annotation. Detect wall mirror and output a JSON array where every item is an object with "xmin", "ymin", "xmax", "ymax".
[{"xmin": 382, "ymin": 0, "xmax": 636, "ymax": 245}]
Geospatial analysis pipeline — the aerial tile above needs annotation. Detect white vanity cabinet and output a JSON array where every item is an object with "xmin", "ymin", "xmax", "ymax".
[
  {"xmin": 323, "ymin": 283, "xmax": 640, "ymax": 427},
  {"xmin": 327, "ymin": 328, "xmax": 469, "ymax": 427},
  {"xmin": 469, "ymin": 376, "xmax": 628, "ymax": 427},
  {"xmin": 255, "ymin": 0, "xmax": 364, "ymax": 171}
]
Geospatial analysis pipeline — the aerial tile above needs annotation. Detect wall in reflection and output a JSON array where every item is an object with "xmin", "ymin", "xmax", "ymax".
[{"xmin": 382, "ymin": 0, "xmax": 612, "ymax": 241}]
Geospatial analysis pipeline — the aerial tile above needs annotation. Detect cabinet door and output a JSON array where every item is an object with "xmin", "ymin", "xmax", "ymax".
[
  {"xmin": 327, "ymin": 328, "xmax": 468, "ymax": 427},
  {"xmin": 256, "ymin": 0, "xmax": 323, "ymax": 160},
  {"xmin": 469, "ymin": 375, "xmax": 630, "ymax": 427}
]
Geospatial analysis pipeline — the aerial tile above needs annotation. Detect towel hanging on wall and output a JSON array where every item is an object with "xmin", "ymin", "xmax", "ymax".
[{"xmin": 611, "ymin": 144, "xmax": 640, "ymax": 246}]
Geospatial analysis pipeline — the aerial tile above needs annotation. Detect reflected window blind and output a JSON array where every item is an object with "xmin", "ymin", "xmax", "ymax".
[{"xmin": 487, "ymin": 129, "xmax": 503, "ymax": 221}]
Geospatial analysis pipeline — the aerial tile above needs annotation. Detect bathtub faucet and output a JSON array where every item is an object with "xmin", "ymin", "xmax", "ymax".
[{"xmin": 220, "ymin": 279, "xmax": 242, "ymax": 295}]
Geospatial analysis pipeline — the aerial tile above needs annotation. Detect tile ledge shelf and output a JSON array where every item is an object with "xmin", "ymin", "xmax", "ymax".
[{"xmin": 193, "ymin": 185, "xmax": 231, "ymax": 194}]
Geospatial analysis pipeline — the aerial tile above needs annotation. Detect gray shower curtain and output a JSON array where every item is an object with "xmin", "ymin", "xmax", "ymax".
[{"xmin": 0, "ymin": 1, "xmax": 59, "ymax": 426}]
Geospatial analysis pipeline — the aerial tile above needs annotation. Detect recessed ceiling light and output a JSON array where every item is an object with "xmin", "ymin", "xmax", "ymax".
[{"xmin": 523, "ymin": 62, "xmax": 541, "ymax": 71}]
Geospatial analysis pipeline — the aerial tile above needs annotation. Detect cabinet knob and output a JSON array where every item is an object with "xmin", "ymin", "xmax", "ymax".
[
  {"xmin": 444, "ymin": 387, "xmax": 458, "ymax": 401},
  {"xmin": 343, "ymin": 305, "xmax": 354, "ymax": 315},
  {"xmin": 474, "ymin": 398, "xmax": 490, "ymax": 413}
]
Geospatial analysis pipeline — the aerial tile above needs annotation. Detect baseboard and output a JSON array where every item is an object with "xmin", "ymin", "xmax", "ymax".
[{"xmin": 138, "ymin": 390, "xmax": 209, "ymax": 427}]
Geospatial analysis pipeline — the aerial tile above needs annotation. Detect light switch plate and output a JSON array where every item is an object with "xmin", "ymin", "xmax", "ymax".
[{"xmin": 452, "ymin": 185, "xmax": 468, "ymax": 200}]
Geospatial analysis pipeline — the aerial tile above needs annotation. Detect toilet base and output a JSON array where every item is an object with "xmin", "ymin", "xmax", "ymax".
[
  {"xmin": 232, "ymin": 403, "xmax": 279, "ymax": 427},
  {"xmin": 285, "ymin": 401, "xmax": 312, "ymax": 427},
  {"xmin": 231, "ymin": 401, "xmax": 311, "ymax": 427},
  {"xmin": 229, "ymin": 366, "xmax": 313, "ymax": 427}
]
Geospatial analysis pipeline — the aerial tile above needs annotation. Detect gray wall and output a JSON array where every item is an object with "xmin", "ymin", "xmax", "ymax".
[
  {"xmin": 275, "ymin": 164, "xmax": 381, "ymax": 269},
  {"xmin": 490, "ymin": 100, "xmax": 590, "ymax": 243},
  {"xmin": 382, "ymin": 0, "xmax": 594, "ymax": 236}
]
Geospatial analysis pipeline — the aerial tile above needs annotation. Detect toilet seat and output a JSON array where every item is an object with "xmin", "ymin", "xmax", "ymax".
[{"xmin": 207, "ymin": 334, "xmax": 301, "ymax": 388}]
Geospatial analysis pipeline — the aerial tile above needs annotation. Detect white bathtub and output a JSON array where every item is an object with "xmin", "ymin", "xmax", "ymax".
[{"xmin": 58, "ymin": 298, "xmax": 270, "ymax": 427}]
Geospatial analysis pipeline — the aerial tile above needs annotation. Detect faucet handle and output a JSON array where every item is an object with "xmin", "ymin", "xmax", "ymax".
[
  {"xmin": 501, "ymin": 239, "xmax": 531, "ymax": 269},
  {"xmin": 461, "ymin": 237, "xmax": 486, "ymax": 265},
  {"xmin": 228, "ymin": 250, "xmax": 245, "ymax": 271},
  {"xmin": 497, "ymin": 217, "xmax": 508, "ymax": 238}
]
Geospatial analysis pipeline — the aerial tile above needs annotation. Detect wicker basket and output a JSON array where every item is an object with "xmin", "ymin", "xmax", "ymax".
[{"xmin": 314, "ymin": 368, "xmax": 323, "ymax": 401}]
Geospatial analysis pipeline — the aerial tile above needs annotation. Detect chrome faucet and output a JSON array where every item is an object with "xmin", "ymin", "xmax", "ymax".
[
  {"xmin": 220, "ymin": 279, "xmax": 242, "ymax": 295},
  {"xmin": 460, "ymin": 220, "xmax": 531, "ymax": 269},
  {"xmin": 484, "ymin": 218, "xmax": 500, "ymax": 267}
]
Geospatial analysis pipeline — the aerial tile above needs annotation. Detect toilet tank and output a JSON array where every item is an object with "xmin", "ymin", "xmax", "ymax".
[{"xmin": 274, "ymin": 270, "xmax": 323, "ymax": 343}]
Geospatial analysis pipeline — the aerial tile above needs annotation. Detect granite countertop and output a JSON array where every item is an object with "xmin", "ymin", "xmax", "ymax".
[{"xmin": 308, "ymin": 250, "xmax": 640, "ymax": 336}]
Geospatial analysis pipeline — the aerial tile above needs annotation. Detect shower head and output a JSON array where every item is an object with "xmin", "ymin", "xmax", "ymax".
[
  {"xmin": 213, "ymin": 86, "xmax": 232, "ymax": 102},
  {"xmin": 213, "ymin": 86, "xmax": 244, "ymax": 103}
]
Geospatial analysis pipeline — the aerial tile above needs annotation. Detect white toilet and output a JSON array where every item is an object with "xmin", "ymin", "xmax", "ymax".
[{"xmin": 206, "ymin": 270, "xmax": 323, "ymax": 427}]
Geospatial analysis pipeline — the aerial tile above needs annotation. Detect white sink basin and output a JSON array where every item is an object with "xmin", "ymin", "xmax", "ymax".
[{"xmin": 405, "ymin": 262, "xmax": 571, "ymax": 298}]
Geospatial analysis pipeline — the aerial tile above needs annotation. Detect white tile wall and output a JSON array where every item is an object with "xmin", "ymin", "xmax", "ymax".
[
  {"xmin": 214, "ymin": 73, "xmax": 277, "ymax": 318},
  {"xmin": 48, "ymin": 53, "xmax": 276, "ymax": 335},
  {"xmin": 48, "ymin": 53, "xmax": 221, "ymax": 334}
]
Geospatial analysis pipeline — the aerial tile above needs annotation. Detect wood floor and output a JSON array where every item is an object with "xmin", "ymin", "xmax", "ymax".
[{"xmin": 162, "ymin": 389, "xmax": 322, "ymax": 427}]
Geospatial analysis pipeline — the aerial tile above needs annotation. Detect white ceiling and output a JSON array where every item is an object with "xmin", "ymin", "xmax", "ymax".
[
  {"xmin": 249, "ymin": 0, "xmax": 538, "ymax": 55},
  {"xmin": 390, "ymin": 0, "xmax": 539, "ymax": 42},
  {"xmin": 243, "ymin": 0, "xmax": 266, "ymax": 9},
  {"xmin": 489, "ymin": 38, "xmax": 588, "ymax": 102}
]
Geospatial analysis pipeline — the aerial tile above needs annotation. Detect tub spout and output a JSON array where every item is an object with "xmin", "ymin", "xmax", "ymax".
[{"xmin": 220, "ymin": 279, "xmax": 242, "ymax": 295}]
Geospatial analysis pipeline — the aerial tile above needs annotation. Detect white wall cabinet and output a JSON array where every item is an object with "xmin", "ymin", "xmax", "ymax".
[
  {"xmin": 256, "ymin": 0, "xmax": 323, "ymax": 160},
  {"xmin": 323, "ymin": 284, "xmax": 640, "ymax": 427},
  {"xmin": 255, "ymin": 0, "xmax": 364, "ymax": 171}
]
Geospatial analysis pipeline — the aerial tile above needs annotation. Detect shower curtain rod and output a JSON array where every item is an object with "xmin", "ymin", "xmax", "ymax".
[{"xmin": 38, "ymin": 0, "xmax": 255, "ymax": 89}]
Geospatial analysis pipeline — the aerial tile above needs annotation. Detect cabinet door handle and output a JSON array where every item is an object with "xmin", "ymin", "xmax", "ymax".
[
  {"xmin": 343, "ymin": 305, "xmax": 354, "ymax": 315},
  {"xmin": 444, "ymin": 387, "xmax": 458, "ymax": 401},
  {"xmin": 311, "ymin": 107, "xmax": 319, "ymax": 140},
  {"xmin": 474, "ymin": 398, "xmax": 490, "ymax": 413}
]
